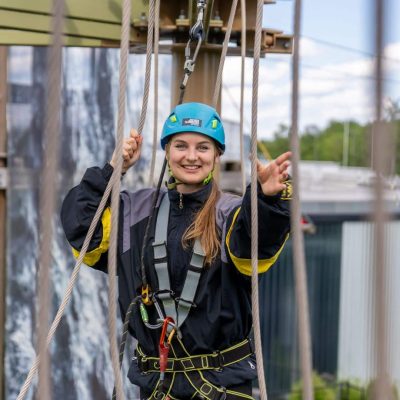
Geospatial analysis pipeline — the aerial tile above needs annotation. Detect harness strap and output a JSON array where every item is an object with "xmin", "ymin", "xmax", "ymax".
[
  {"xmin": 142, "ymin": 341, "xmax": 254, "ymax": 400},
  {"xmin": 170, "ymin": 338, "xmax": 255, "ymax": 400},
  {"xmin": 147, "ymin": 374, "xmax": 175, "ymax": 400},
  {"xmin": 152, "ymin": 192, "xmax": 206, "ymax": 328},
  {"xmin": 136, "ymin": 339, "xmax": 253, "ymax": 373}
]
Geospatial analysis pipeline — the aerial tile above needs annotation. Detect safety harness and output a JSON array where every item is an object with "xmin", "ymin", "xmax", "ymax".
[{"xmin": 135, "ymin": 192, "xmax": 255, "ymax": 400}]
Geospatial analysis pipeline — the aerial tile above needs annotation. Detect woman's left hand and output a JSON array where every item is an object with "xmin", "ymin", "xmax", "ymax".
[{"xmin": 257, "ymin": 151, "xmax": 292, "ymax": 196}]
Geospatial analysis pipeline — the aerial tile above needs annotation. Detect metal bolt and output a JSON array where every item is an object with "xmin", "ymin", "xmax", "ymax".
[{"xmin": 178, "ymin": 9, "xmax": 186, "ymax": 19}]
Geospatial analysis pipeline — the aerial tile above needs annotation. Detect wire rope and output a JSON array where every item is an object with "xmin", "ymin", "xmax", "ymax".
[
  {"xmin": 290, "ymin": 0, "xmax": 314, "ymax": 399},
  {"xmin": 211, "ymin": 0, "xmax": 239, "ymax": 108},
  {"xmin": 137, "ymin": 0, "xmax": 155, "ymax": 136},
  {"xmin": 239, "ymin": 0, "xmax": 247, "ymax": 194},
  {"xmin": 372, "ymin": 0, "xmax": 391, "ymax": 398},
  {"xmin": 148, "ymin": 0, "xmax": 160, "ymax": 186},
  {"xmin": 250, "ymin": 0, "xmax": 268, "ymax": 399},
  {"xmin": 36, "ymin": 0, "xmax": 64, "ymax": 399},
  {"xmin": 107, "ymin": 0, "xmax": 132, "ymax": 398}
]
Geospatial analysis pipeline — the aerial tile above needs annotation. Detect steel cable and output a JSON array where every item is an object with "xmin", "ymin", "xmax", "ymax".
[
  {"xmin": 372, "ymin": 0, "xmax": 390, "ymax": 398},
  {"xmin": 108, "ymin": 0, "xmax": 132, "ymax": 398},
  {"xmin": 137, "ymin": 0, "xmax": 155, "ymax": 136},
  {"xmin": 211, "ymin": 0, "xmax": 238, "ymax": 108},
  {"xmin": 290, "ymin": 0, "xmax": 314, "ymax": 399},
  {"xmin": 148, "ymin": 0, "xmax": 160, "ymax": 186},
  {"xmin": 250, "ymin": 1, "xmax": 268, "ymax": 399},
  {"xmin": 239, "ymin": 0, "xmax": 247, "ymax": 194},
  {"xmin": 36, "ymin": 0, "xmax": 64, "ymax": 399}
]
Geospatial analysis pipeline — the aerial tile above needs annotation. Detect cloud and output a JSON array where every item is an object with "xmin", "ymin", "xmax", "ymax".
[
  {"xmin": 222, "ymin": 41, "xmax": 400, "ymax": 139},
  {"xmin": 8, "ymin": 47, "xmax": 33, "ymax": 84}
]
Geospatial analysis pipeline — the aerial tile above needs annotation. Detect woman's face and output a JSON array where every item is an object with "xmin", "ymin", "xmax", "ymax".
[{"xmin": 167, "ymin": 132, "xmax": 220, "ymax": 193}]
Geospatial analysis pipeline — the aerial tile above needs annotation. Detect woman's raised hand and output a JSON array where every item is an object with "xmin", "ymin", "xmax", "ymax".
[
  {"xmin": 256, "ymin": 151, "xmax": 291, "ymax": 196},
  {"xmin": 110, "ymin": 128, "xmax": 143, "ymax": 173}
]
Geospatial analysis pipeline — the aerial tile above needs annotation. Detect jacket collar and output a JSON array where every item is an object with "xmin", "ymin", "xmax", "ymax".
[{"xmin": 168, "ymin": 182, "xmax": 212, "ymax": 211}]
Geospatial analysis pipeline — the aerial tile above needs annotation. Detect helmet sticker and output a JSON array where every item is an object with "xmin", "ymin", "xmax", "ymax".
[{"xmin": 182, "ymin": 118, "xmax": 202, "ymax": 127}]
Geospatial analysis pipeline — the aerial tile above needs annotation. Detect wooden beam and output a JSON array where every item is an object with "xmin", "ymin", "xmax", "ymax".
[
  {"xmin": 0, "ymin": 45, "xmax": 7, "ymax": 400},
  {"xmin": 0, "ymin": 0, "xmax": 147, "ymax": 24}
]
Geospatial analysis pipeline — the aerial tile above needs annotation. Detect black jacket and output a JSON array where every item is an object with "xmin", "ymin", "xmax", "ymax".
[{"xmin": 61, "ymin": 163, "xmax": 291, "ymax": 394}]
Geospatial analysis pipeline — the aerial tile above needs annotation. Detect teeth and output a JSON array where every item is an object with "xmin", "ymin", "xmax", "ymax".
[{"xmin": 183, "ymin": 166, "xmax": 199, "ymax": 170}]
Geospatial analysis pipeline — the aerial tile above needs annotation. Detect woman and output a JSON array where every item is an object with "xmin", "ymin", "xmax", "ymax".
[{"xmin": 61, "ymin": 102, "xmax": 291, "ymax": 400}]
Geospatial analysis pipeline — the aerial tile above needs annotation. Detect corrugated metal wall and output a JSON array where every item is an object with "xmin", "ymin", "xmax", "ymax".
[
  {"xmin": 260, "ymin": 221, "xmax": 342, "ymax": 398},
  {"xmin": 338, "ymin": 221, "xmax": 400, "ymax": 389}
]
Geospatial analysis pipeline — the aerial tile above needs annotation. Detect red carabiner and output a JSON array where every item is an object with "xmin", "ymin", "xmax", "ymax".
[{"xmin": 159, "ymin": 317, "xmax": 174, "ymax": 382}]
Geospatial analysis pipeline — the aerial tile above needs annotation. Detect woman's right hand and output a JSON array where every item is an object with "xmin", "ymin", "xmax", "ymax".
[{"xmin": 110, "ymin": 128, "xmax": 143, "ymax": 173}]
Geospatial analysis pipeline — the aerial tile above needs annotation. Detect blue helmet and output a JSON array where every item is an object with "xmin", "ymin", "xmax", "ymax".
[{"xmin": 160, "ymin": 102, "xmax": 225, "ymax": 152}]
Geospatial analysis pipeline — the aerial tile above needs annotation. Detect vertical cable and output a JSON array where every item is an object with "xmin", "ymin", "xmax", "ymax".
[
  {"xmin": 137, "ymin": 0, "xmax": 155, "ymax": 135},
  {"xmin": 250, "ymin": 0, "xmax": 268, "ymax": 399},
  {"xmin": 239, "ymin": 0, "xmax": 247, "ymax": 194},
  {"xmin": 372, "ymin": 0, "xmax": 390, "ymax": 398},
  {"xmin": 212, "ymin": 0, "xmax": 239, "ymax": 108},
  {"xmin": 290, "ymin": 0, "xmax": 314, "ymax": 399},
  {"xmin": 37, "ymin": 0, "xmax": 64, "ymax": 399},
  {"xmin": 148, "ymin": 0, "xmax": 160, "ymax": 186},
  {"xmin": 108, "ymin": 0, "xmax": 131, "ymax": 399}
]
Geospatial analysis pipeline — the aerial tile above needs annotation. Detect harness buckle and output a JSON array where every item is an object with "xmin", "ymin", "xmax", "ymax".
[
  {"xmin": 175, "ymin": 296, "xmax": 197, "ymax": 308},
  {"xmin": 138, "ymin": 356, "xmax": 150, "ymax": 375},
  {"xmin": 155, "ymin": 289, "xmax": 175, "ymax": 301},
  {"xmin": 214, "ymin": 350, "xmax": 225, "ymax": 372}
]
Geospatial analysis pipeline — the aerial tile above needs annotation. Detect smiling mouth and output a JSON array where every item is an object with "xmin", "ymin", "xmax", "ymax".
[{"xmin": 182, "ymin": 165, "xmax": 201, "ymax": 170}]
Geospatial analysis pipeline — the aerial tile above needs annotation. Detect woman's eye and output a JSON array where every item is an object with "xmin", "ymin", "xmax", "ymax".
[
  {"xmin": 198, "ymin": 146, "xmax": 210, "ymax": 151},
  {"xmin": 175, "ymin": 144, "xmax": 186, "ymax": 149}
]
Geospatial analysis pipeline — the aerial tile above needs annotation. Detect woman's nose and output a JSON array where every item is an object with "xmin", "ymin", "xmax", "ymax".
[{"xmin": 186, "ymin": 148, "xmax": 198, "ymax": 161}]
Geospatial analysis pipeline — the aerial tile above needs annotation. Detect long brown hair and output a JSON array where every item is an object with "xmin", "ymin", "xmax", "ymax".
[
  {"xmin": 182, "ymin": 179, "xmax": 221, "ymax": 265},
  {"xmin": 165, "ymin": 139, "xmax": 221, "ymax": 265}
]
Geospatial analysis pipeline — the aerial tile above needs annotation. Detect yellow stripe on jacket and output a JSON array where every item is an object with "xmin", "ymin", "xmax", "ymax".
[
  {"xmin": 72, "ymin": 207, "xmax": 111, "ymax": 267},
  {"xmin": 225, "ymin": 207, "xmax": 289, "ymax": 276}
]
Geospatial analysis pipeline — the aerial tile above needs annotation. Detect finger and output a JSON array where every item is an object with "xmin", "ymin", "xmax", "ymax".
[
  {"xmin": 279, "ymin": 161, "xmax": 291, "ymax": 173},
  {"xmin": 130, "ymin": 128, "xmax": 139, "ymax": 139},
  {"xmin": 124, "ymin": 142, "xmax": 134, "ymax": 154},
  {"xmin": 280, "ymin": 172, "xmax": 289, "ymax": 182},
  {"xmin": 274, "ymin": 151, "xmax": 292, "ymax": 166}
]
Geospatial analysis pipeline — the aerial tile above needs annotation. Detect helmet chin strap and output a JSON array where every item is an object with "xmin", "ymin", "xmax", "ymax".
[{"xmin": 166, "ymin": 163, "xmax": 214, "ymax": 190}]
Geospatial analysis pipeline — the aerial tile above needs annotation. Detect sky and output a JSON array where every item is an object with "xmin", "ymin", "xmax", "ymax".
[
  {"xmin": 6, "ymin": 0, "xmax": 400, "ymax": 141},
  {"xmin": 222, "ymin": 0, "xmax": 400, "ymax": 139}
]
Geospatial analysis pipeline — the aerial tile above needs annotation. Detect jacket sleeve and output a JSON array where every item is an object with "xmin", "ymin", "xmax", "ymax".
[
  {"xmin": 225, "ymin": 180, "xmax": 291, "ymax": 276},
  {"xmin": 60, "ymin": 163, "xmax": 114, "ymax": 272}
]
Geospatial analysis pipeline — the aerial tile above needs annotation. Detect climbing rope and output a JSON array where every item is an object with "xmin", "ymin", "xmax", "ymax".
[
  {"xmin": 36, "ymin": 0, "xmax": 64, "ymax": 399},
  {"xmin": 148, "ymin": 0, "xmax": 160, "ymax": 186},
  {"xmin": 250, "ymin": 0, "xmax": 268, "ymax": 399},
  {"xmin": 211, "ymin": 0, "xmax": 239, "ymax": 108},
  {"xmin": 239, "ymin": 0, "xmax": 247, "ymax": 194},
  {"xmin": 372, "ymin": 0, "xmax": 390, "ymax": 398},
  {"xmin": 289, "ymin": 0, "xmax": 314, "ymax": 399},
  {"xmin": 137, "ymin": 0, "xmax": 155, "ymax": 136},
  {"xmin": 108, "ymin": 0, "xmax": 132, "ymax": 399}
]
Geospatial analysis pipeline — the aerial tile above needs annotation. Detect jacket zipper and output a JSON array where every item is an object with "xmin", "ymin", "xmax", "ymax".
[{"xmin": 179, "ymin": 192, "xmax": 183, "ymax": 209}]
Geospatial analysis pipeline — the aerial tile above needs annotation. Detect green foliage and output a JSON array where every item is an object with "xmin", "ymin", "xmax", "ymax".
[
  {"xmin": 289, "ymin": 373, "xmax": 336, "ymax": 400},
  {"xmin": 260, "ymin": 115, "xmax": 400, "ymax": 174},
  {"xmin": 338, "ymin": 381, "xmax": 367, "ymax": 399}
]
